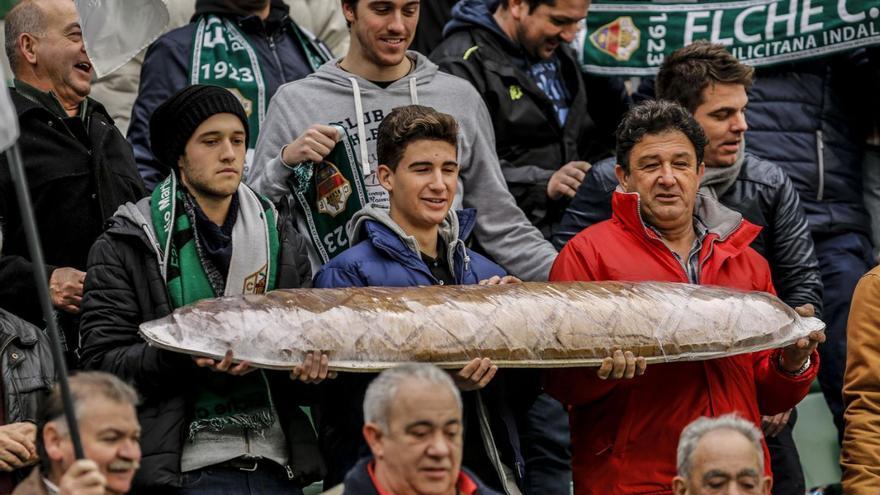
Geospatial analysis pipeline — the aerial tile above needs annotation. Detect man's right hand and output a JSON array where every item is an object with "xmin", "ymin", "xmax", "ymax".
[
  {"xmin": 547, "ymin": 160, "xmax": 591, "ymax": 200},
  {"xmin": 281, "ymin": 124, "xmax": 341, "ymax": 165},
  {"xmin": 0, "ymin": 422, "xmax": 37, "ymax": 472},
  {"xmin": 50, "ymin": 267, "xmax": 86, "ymax": 314},
  {"xmin": 193, "ymin": 350, "xmax": 255, "ymax": 376},
  {"xmin": 597, "ymin": 350, "xmax": 647, "ymax": 380},
  {"xmin": 58, "ymin": 459, "xmax": 106, "ymax": 495}
]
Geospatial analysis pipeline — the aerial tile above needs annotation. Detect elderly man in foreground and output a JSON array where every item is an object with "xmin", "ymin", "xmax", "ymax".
[
  {"xmin": 13, "ymin": 371, "xmax": 141, "ymax": 495},
  {"xmin": 323, "ymin": 363, "xmax": 502, "ymax": 495},
  {"xmin": 545, "ymin": 100, "xmax": 823, "ymax": 494},
  {"xmin": 673, "ymin": 415, "xmax": 771, "ymax": 495}
]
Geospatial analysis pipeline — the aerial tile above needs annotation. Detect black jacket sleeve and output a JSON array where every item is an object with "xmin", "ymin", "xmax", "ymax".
[
  {"xmin": 78, "ymin": 235, "xmax": 194, "ymax": 396},
  {"xmin": 552, "ymin": 159, "xmax": 617, "ymax": 250},
  {"xmin": 768, "ymin": 172, "xmax": 824, "ymax": 313}
]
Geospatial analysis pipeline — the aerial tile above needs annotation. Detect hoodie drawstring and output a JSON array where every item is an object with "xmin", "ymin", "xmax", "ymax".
[
  {"xmin": 409, "ymin": 77, "xmax": 420, "ymax": 105},
  {"xmin": 348, "ymin": 74, "xmax": 421, "ymax": 177},
  {"xmin": 348, "ymin": 77, "xmax": 372, "ymax": 177}
]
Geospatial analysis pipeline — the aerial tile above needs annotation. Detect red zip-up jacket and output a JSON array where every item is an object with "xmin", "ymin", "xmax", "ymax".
[{"xmin": 546, "ymin": 190, "xmax": 818, "ymax": 495}]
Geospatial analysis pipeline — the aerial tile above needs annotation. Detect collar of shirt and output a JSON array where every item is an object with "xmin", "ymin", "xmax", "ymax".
[
  {"xmin": 649, "ymin": 217, "xmax": 709, "ymax": 284},
  {"xmin": 367, "ymin": 460, "xmax": 479, "ymax": 495},
  {"xmin": 13, "ymin": 79, "xmax": 87, "ymax": 122}
]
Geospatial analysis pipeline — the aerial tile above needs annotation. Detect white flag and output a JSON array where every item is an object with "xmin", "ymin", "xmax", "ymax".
[
  {"xmin": 0, "ymin": 63, "xmax": 19, "ymax": 153},
  {"xmin": 75, "ymin": 0, "xmax": 170, "ymax": 78}
]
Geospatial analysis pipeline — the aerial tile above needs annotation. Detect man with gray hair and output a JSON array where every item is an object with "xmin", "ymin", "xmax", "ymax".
[
  {"xmin": 0, "ymin": 0, "xmax": 144, "ymax": 366},
  {"xmin": 323, "ymin": 363, "xmax": 502, "ymax": 495},
  {"xmin": 13, "ymin": 371, "xmax": 141, "ymax": 495},
  {"xmin": 673, "ymin": 414, "xmax": 771, "ymax": 495}
]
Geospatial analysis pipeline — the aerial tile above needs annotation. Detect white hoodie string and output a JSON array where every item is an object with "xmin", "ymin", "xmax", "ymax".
[
  {"xmin": 348, "ymin": 74, "xmax": 421, "ymax": 178},
  {"xmin": 409, "ymin": 77, "xmax": 419, "ymax": 105},
  {"xmin": 348, "ymin": 77, "xmax": 372, "ymax": 177}
]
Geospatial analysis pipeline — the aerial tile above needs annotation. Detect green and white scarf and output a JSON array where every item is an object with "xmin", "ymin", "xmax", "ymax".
[
  {"xmin": 190, "ymin": 14, "xmax": 331, "ymax": 175},
  {"xmin": 151, "ymin": 173, "xmax": 280, "ymax": 439},
  {"xmin": 287, "ymin": 125, "xmax": 370, "ymax": 263}
]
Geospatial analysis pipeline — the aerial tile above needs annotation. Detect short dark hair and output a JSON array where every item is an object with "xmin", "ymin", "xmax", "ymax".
[
  {"xmin": 655, "ymin": 40, "xmax": 754, "ymax": 113},
  {"xmin": 615, "ymin": 100, "xmax": 708, "ymax": 173},
  {"xmin": 498, "ymin": 0, "xmax": 556, "ymax": 12},
  {"xmin": 4, "ymin": 0, "xmax": 47, "ymax": 74},
  {"xmin": 37, "ymin": 372, "xmax": 139, "ymax": 473},
  {"xmin": 377, "ymin": 105, "xmax": 459, "ymax": 171}
]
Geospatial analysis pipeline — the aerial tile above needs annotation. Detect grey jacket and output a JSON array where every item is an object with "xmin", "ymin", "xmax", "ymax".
[
  {"xmin": 0, "ymin": 309, "xmax": 54, "ymax": 425},
  {"xmin": 249, "ymin": 51, "xmax": 557, "ymax": 281}
]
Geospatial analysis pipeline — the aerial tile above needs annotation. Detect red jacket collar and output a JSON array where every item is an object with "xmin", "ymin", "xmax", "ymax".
[{"xmin": 610, "ymin": 189, "xmax": 762, "ymax": 258}]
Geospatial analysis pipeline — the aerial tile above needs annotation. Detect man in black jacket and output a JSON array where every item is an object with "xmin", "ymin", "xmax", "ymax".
[
  {"xmin": 0, "ymin": 0, "xmax": 145, "ymax": 365},
  {"xmin": 0, "ymin": 227, "xmax": 55, "ymax": 492},
  {"xmin": 554, "ymin": 41, "xmax": 822, "ymax": 495},
  {"xmin": 79, "ymin": 85, "xmax": 331, "ymax": 493},
  {"xmin": 431, "ymin": 0, "xmax": 627, "ymax": 239},
  {"xmin": 128, "ymin": 0, "xmax": 333, "ymax": 191}
]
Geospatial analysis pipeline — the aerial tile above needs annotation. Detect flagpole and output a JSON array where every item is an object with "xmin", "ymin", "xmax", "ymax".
[{"xmin": 5, "ymin": 142, "xmax": 84, "ymax": 459}]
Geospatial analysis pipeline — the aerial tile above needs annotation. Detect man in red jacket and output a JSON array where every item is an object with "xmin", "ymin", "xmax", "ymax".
[{"xmin": 546, "ymin": 100, "xmax": 824, "ymax": 495}]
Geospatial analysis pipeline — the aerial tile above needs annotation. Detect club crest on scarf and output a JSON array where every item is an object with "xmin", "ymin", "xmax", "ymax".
[
  {"xmin": 243, "ymin": 264, "xmax": 269, "ymax": 294},
  {"xmin": 590, "ymin": 16, "xmax": 641, "ymax": 62},
  {"xmin": 316, "ymin": 160, "xmax": 353, "ymax": 217}
]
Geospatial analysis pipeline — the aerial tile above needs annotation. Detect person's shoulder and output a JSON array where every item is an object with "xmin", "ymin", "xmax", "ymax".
[
  {"xmin": 149, "ymin": 22, "xmax": 196, "ymax": 53},
  {"xmin": 330, "ymin": 240, "xmax": 379, "ymax": 267},
  {"xmin": 432, "ymin": 28, "xmax": 482, "ymax": 59},
  {"xmin": 738, "ymin": 153, "xmax": 788, "ymax": 188},
  {"xmin": 465, "ymin": 248, "xmax": 506, "ymax": 278},
  {"xmin": 428, "ymin": 68, "xmax": 484, "ymax": 97}
]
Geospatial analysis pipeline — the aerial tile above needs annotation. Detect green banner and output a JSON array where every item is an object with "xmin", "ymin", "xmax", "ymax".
[
  {"xmin": 579, "ymin": 0, "xmax": 880, "ymax": 76},
  {"xmin": 0, "ymin": 0, "xmax": 15, "ymax": 19}
]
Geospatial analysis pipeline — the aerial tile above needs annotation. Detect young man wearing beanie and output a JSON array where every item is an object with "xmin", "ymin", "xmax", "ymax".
[{"xmin": 78, "ymin": 84, "xmax": 334, "ymax": 494}]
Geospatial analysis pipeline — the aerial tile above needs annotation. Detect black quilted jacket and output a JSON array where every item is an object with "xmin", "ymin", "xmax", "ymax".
[{"xmin": 78, "ymin": 196, "xmax": 322, "ymax": 492}]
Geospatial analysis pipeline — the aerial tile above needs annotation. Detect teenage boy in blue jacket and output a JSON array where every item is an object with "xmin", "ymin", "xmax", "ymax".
[{"xmin": 314, "ymin": 105, "xmax": 530, "ymax": 494}]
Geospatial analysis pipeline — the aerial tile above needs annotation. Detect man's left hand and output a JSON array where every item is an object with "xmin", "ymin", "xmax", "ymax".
[
  {"xmin": 478, "ymin": 275, "xmax": 521, "ymax": 285},
  {"xmin": 452, "ymin": 357, "xmax": 497, "ymax": 391},
  {"xmin": 547, "ymin": 161, "xmax": 591, "ymax": 200},
  {"xmin": 762, "ymin": 409, "xmax": 792, "ymax": 437},
  {"xmin": 291, "ymin": 351, "xmax": 337, "ymax": 384},
  {"xmin": 781, "ymin": 304, "xmax": 825, "ymax": 373}
]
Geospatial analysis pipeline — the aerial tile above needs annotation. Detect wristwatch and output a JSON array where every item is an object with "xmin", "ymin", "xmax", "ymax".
[{"xmin": 777, "ymin": 352, "xmax": 811, "ymax": 376}]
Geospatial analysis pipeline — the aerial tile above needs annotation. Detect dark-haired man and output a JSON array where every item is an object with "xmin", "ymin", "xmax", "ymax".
[
  {"xmin": 546, "ymin": 100, "xmax": 822, "ymax": 495},
  {"xmin": 552, "ymin": 43, "xmax": 823, "ymax": 493},
  {"xmin": 314, "ymin": 105, "xmax": 530, "ymax": 493},
  {"xmin": 432, "ymin": 0, "xmax": 627, "ymax": 239},
  {"xmin": 80, "ymin": 85, "xmax": 331, "ymax": 493},
  {"xmin": 250, "ymin": 0, "xmax": 557, "ymax": 283}
]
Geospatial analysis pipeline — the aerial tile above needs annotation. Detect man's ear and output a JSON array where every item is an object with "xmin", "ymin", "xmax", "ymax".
[
  {"xmin": 696, "ymin": 161, "xmax": 705, "ymax": 179},
  {"xmin": 671, "ymin": 476, "xmax": 688, "ymax": 495},
  {"xmin": 762, "ymin": 475, "xmax": 773, "ymax": 495},
  {"xmin": 377, "ymin": 164, "xmax": 394, "ymax": 194},
  {"xmin": 18, "ymin": 33, "xmax": 39, "ymax": 66},
  {"xmin": 614, "ymin": 164, "xmax": 629, "ymax": 192},
  {"xmin": 341, "ymin": 1, "xmax": 356, "ymax": 25},
  {"xmin": 42, "ymin": 424, "xmax": 65, "ymax": 462},
  {"xmin": 363, "ymin": 423, "xmax": 385, "ymax": 459},
  {"xmin": 508, "ymin": 0, "xmax": 527, "ymax": 19}
]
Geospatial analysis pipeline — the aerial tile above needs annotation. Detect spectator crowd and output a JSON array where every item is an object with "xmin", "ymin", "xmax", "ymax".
[{"xmin": 0, "ymin": 0, "xmax": 878, "ymax": 494}]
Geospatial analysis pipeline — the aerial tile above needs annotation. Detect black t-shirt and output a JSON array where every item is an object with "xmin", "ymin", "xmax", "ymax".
[{"xmin": 420, "ymin": 237, "xmax": 454, "ymax": 285}]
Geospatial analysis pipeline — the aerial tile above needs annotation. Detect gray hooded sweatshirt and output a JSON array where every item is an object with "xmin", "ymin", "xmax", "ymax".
[{"xmin": 248, "ymin": 51, "xmax": 556, "ymax": 281}]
